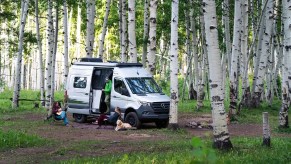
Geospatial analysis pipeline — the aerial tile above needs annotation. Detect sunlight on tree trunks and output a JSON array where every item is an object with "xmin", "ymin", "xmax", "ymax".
[
  {"xmin": 168, "ymin": 0, "xmax": 179, "ymax": 130},
  {"xmin": 203, "ymin": 0, "xmax": 232, "ymax": 150}
]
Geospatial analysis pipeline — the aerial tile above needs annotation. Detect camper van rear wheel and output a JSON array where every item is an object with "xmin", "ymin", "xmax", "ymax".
[
  {"xmin": 73, "ymin": 114, "xmax": 87, "ymax": 123},
  {"xmin": 125, "ymin": 112, "xmax": 141, "ymax": 129},
  {"xmin": 155, "ymin": 119, "xmax": 169, "ymax": 128}
]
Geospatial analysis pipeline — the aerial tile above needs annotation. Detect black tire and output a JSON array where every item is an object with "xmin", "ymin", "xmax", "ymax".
[
  {"xmin": 125, "ymin": 112, "xmax": 141, "ymax": 129},
  {"xmin": 155, "ymin": 119, "xmax": 169, "ymax": 128},
  {"xmin": 73, "ymin": 114, "xmax": 87, "ymax": 123}
]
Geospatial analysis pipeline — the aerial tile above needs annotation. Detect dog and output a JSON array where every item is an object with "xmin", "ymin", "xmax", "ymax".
[{"xmin": 115, "ymin": 119, "xmax": 132, "ymax": 131}]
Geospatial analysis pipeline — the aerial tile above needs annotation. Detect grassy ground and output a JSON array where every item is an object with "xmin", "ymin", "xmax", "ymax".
[{"xmin": 0, "ymin": 90, "xmax": 290, "ymax": 163}]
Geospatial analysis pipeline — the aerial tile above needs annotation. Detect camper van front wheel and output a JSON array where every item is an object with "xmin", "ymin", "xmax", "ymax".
[
  {"xmin": 73, "ymin": 114, "xmax": 87, "ymax": 123},
  {"xmin": 125, "ymin": 112, "xmax": 141, "ymax": 129}
]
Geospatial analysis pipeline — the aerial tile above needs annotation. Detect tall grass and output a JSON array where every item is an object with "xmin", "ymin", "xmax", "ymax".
[
  {"xmin": 0, "ymin": 129, "xmax": 47, "ymax": 150},
  {"xmin": 0, "ymin": 89, "xmax": 64, "ymax": 113}
]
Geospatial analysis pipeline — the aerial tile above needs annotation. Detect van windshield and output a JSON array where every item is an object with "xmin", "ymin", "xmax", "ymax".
[{"xmin": 125, "ymin": 77, "xmax": 161, "ymax": 94}]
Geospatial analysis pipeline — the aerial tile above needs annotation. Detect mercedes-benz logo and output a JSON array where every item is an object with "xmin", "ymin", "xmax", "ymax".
[{"xmin": 161, "ymin": 103, "xmax": 165, "ymax": 109}]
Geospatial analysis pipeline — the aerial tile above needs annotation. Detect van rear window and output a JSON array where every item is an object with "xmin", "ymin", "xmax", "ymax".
[{"xmin": 73, "ymin": 77, "xmax": 87, "ymax": 88}]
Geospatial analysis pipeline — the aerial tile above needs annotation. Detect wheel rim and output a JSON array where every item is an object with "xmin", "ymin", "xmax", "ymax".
[
  {"xmin": 128, "ymin": 116, "xmax": 136, "ymax": 126},
  {"xmin": 76, "ymin": 114, "xmax": 82, "ymax": 120}
]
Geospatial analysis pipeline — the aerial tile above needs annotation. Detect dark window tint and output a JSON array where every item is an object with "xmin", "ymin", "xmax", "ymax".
[{"xmin": 73, "ymin": 77, "xmax": 87, "ymax": 88}]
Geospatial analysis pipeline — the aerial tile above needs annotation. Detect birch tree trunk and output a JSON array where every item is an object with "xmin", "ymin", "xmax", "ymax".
[
  {"xmin": 121, "ymin": 0, "xmax": 127, "ymax": 62},
  {"xmin": 229, "ymin": 0, "xmax": 242, "ymax": 116},
  {"xmin": 118, "ymin": 0, "xmax": 123, "ymax": 60},
  {"xmin": 279, "ymin": 0, "xmax": 291, "ymax": 128},
  {"xmin": 203, "ymin": 0, "xmax": 232, "ymax": 150},
  {"xmin": 51, "ymin": 4, "xmax": 59, "ymax": 108},
  {"xmin": 45, "ymin": 0, "xmax": 54, "ymax": 111},
  {"xmin": 197, "ymin": 2, "xmax": 206, "ymax": 109},
  {"xmin": 12, "ymin": 0, "xmax": 30, "ymax": 108},
  {"xmin": 223, "ymin": 0, "xmax": 232, "ymax": 74},
  {"xmin": 252, "ymin": 0, "xmax": 274, "ymax": 107},
  {"xmin": 147, "ymin": 0, "xmax": 158, "ymax": 74},
  {"xmin": 142, "ymin": 0, "xmax": 149, "ymax": 67},
  {"xmin": 76, "ymin": 4, "xmax": 81, "ymax": 58},
  {"xmin": 35, "ymin": 0, "xmax": 45, "ymax": 105},
  {"xmin": 98, "ymin": 0, "xmax": 111, "ymax": 59},
  {"xmin": 169, "ymin": 0, "xmax": 179, "ymax": 130},
  {"xmin": 63, "ymin": 0, "xmax": 69, "ymax": 89},
  {"xmin": 85, "ymin": 0, "xmax": 96, "ymax": 57},
  {"xmin": 241, "ymin": 0, "xmax": 251, "ymax": 107},
  {"xmin": 190, "ymin": 0, "xmax": 199, "ymax": 101},
  {"xmin": 128, "ymin": 0, "xmax": 137, "ymax": 63}
]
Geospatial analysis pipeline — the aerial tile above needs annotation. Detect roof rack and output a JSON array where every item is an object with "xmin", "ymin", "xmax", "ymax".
[
  {"xmin": 116, "ymin": 63, "xmax": 143, "ymax": 67},
  {"xmin": 79, "ymin": 57, "xmax": 103, "ymax": 62}
]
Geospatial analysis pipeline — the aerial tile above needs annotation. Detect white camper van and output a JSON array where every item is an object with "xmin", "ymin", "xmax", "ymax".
[{"xmin": 64, "ymin": 58, "xmax": 170, "ymax": 128}]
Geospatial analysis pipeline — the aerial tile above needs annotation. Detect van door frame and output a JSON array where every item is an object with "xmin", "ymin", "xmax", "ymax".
[{"xmin": 90, "ymin": 68, "xmax": 113, "ymax": 114}]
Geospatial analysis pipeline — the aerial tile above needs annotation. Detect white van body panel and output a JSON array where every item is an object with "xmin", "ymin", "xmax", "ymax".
[{"xmin": 66, "ymin": 66, "xmax": 93, "ymax": 114}]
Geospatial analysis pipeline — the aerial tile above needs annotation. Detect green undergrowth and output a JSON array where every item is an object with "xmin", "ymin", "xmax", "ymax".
[
  {"xmin": 0, "ymin": 129, "xmax": 48, "ymax": 150},
  {"xmin": 0, "ymin": 89, "xmax": 63, "ymax": 113},
  {"xmin": 60, "ymin": 136, "xmax": 290, "ymax": 164}
]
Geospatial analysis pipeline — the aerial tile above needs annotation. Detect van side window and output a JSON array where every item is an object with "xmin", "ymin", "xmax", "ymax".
[
  {"xmin": 73, "ymin": 77, "xmax": 87, "ymax": 88},
  {"xmin": 114, "ymin": 78, "xmax": 129, "ymax": 96}
]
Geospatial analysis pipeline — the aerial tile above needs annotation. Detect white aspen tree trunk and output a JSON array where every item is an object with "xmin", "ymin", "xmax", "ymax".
[
  {"xmin": 51, "ymin": 5, "xmax": 59, "ymax": 107},
  {"xmin": 68, "ymin": 5, "xmax": 73, "ymax": 52},
  {"xmin": 262, "ymin": 112, "xmax": 271, "ymax": 146},
  {"xmin": 45, "ymin": 0, "xmax": 54, "ymax": 111},
  {"xmin": 22, "ymin": 62, "xmax": 26, "ymax": 89},
  {"xmin": 190, "ymin": 0, "xmax": 199, "ymax": 101},
  {"xmin": 118, "ymin": 0, "xmax": 123, "ymax": 60},
  {"xmin": 203, "ymin": 0, "xmax": 232, "ymax": 150},
  {"xmin": 35, "ymin": 0, "xmax": 44, "ymax": 105},
  {"xmin": 28, "ymin": 58, "xmax": 32, "ymax": 89},
  {"xmin": 182, "ymin": 10, "xmax": 192, "ymax": 100},
  {"xmin": 241, "ymin": 0, "xmax": 251, "ymax": 107},
  {"xmin": 229, "ymin": 0, "xmax": 242, "ymax": 116},
  {"xmin": 12, "ymin": 0, "xmax": 30, "ymax": 108},
  {"xmin": 252, "ymin": 0, "xmax": 274, "ymax": 107},
  {"xmin": 169, "ymin": 0, "xmax": 179, "ymax": 130},
  {"xmin": 63, "ymin": 0, "xmax": 69, "ymax": 89},
  {"xmin": 76, "ymin": 4, "xmax": 81, "ymax": 58},
  {"xmin": 279, "ymin": 0, "xmax": 291, "ymax": 128},
  {"xmin": 197, "ymin": 3, "xmax": 206, "ymax": 109},
  {"xmin": 223, "ymin": 0, "xmax": 232, "ymax": 74},
  {"xmin": 183, "ymin": 11, "xmax": 190, "ymax": 80},
  {"xmin": 142, "ymin": 0, "xmax": 149, "ymax": 67},
  {"xmin": 121, "ymin": 0, "xmax": 127, "ymax": 62},
  {"xmin": 270, "ymin": 0, "xmax": 281, "ymax": 100},
  {"xmin": 266, "ymin": 48, "xmax": 274, "ymax": 105},
  {"xmin": 98, "ymin": 0, "xmax": 111, "ymax": 59},
  {"xmin": 85, "ymin": 0, "xmax": 96, "ymax": 57},
  {"xmin": 128, "ymin": 0, "xmax": 137, "ymax": 63},
  {"xmin": 147, "ymin": 0, "xmax": 158, "ymax": 74}
]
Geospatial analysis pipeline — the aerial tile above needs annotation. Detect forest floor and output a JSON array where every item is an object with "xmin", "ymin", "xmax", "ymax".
[{"xmin": 1, "ymin": 111, "xmax": 290, "ymax": 164}]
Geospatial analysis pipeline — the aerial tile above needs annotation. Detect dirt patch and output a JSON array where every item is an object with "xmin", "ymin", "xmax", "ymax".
[{"xmin": 1, "ymin": 112, "xmax": 290, "ymax": 163}]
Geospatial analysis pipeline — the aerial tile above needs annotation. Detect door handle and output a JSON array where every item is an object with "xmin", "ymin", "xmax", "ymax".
[{"xmin": 85, "ymin": 93, "xmax": 89, "ymax": 95}]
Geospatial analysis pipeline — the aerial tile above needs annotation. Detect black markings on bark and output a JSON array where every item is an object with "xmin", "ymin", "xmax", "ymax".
[
  {"xmin": 211, "ymin": 84, "xmax": 218, "ymax": 88},
  {"xmin": 212, "ymin": 96, "xmax": 222, "ymax": 102}
]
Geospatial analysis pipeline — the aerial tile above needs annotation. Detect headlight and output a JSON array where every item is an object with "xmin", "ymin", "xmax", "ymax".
[{"xmin": 139, "ymin": 101, "xmax": 151, "ymax": 106}]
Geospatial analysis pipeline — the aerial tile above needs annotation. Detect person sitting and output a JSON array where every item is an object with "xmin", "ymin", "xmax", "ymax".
[
  {"xmin": 52, "ymin": 101, "xmax": 69, "ymax": 126},
  {"xmin": 95, "ymin": 107, "xmax": 122, "ymax": 129}
]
